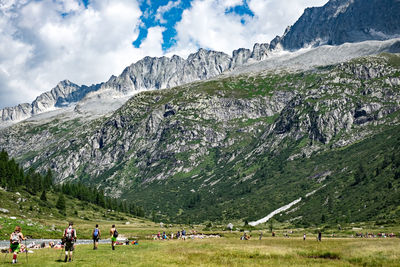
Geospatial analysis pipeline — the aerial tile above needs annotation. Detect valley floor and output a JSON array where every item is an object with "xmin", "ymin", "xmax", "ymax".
[{"xmin": 2, "ymin": 237, "xmax": 399, "ymax": 266}]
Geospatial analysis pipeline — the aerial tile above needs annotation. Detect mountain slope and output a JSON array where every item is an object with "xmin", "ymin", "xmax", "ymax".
[
  {"xmin": 1, "ymin": 53, "xmax": 399, "ymax": 223},
  {"xmin": 273, "ymin": 0, "xmax": 400, "ymax": 50},
  {"xmin": 0, "ymin": 81, "xmax": 100, "ymax": 124},
  {"xmin": 2, "ymin": 0, "xmax": 400, "ymax": 126},
  {"xmin": 0, "ymin": 45, "xmax": 270, "ymax": 125}
]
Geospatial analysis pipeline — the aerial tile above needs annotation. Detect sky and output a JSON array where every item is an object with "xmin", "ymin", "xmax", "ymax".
[{"xmin": 0, "ymin": 0, "xmax": 328, "ymax": 109}]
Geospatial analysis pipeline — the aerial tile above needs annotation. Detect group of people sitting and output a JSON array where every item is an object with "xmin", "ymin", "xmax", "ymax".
[
  {"xmin": 240, "ymin": 232, "xmax": 251, "ymax": 240},
  {"xmin": 154, "ymin": 229, "xmax": 188, "ymax": 240},
  {"xmin": 355, "ymin": 232, "xmax": 397, "ymax": 238}
]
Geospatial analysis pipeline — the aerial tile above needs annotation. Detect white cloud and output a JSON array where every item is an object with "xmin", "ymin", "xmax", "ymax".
[
  {"xmin": 169, "ymin": 0, "xmax": 328, "ymax": 57},
  {"xmin": 169, "ymin": 0, "xmax": 251, "ymax": 57},
  {"xmin": 0, "ymin": 0, "xmax": 330, "ymax": 108},
  {"xmin": 221, "ymin": 0, "xmax": 243, "ymax": 8},
  {"xmin": 155, "ymin": 0, "xmax": 182, "ymax": 24},
  {"xmin": 247, "ymin": 0, "xmax": 328, "ymax": 38},
  {"xmin": 0, "ymin": 0, "xmax": 164, "ymax": 108}
]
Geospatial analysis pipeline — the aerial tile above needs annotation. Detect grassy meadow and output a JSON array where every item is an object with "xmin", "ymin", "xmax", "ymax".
[
  {"xmin": 2, "ymin": 186, "xmax": 400, "ymax": 266},
  {"xmin": 2, "ymin": 234, "xmax": 400, "ymax": 266}
]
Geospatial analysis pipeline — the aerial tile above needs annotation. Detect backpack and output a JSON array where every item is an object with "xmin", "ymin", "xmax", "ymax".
[
  {"xmin": 93, "ymin": 228, "xmax": 99, "ymax": 238},
  {"xmin": 113, "ymin": 229, "xmax": 118, "ymax": 238},
  {"xmin": 11, "ymin": 232, "xmax": 20, "ymax": 244},
  {"xmin": 65, "ymin": 228, "xmax": 75, "ymax": 242}
]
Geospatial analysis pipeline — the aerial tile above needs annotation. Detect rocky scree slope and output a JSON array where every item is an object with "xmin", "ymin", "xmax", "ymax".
[{"xmin": 1, "ymin": 54, "xmax": 400, "ymax": 223}]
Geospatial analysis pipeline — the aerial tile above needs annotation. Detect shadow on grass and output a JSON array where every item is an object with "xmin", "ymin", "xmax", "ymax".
[{"xmin": 298, "ymin": 251, "xmax": 341, "ymax": 260}]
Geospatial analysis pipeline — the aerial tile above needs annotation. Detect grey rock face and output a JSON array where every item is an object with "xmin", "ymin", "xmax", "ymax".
[
  {"xmin": 1, "ymin": 103, "xmax": 31, "ymax": 123},
  {"xmin": 31, "ymin": 80, "xmax": 99, "ymax": 114},
  {"xmin": 274, "ymin": 0, "xmax": 400, "ymax": 51},
  {"xmin": 1, "ymin": 81, "xmax": 99, "ymax": 123},
  {"xmin": 231, "ymin": 48, "xmax": 252, "ymax": 69},
  {"xmin": 251, "ymin": 43, "xmax": 270, "ymax": 61},
  {"xmin": 100, "ymin": 46, "xmax": 270, "ymax": 94},
  {"xmin": 0, "ymin": 54, "xmax": 399, "ymax": 222},
  {"xmin": 1, "ymin": 54, "xmax": 399, "ymax": 186},
  {"xmin": 1, "ymin": 45, "xmax": 270, "ymax": 125},
  {"xmin": 3, "ymin": 0, "xmax": 399, "ymax": 125}
]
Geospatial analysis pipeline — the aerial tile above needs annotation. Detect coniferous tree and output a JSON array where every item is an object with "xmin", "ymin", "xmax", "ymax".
[
  {"xmin": 353, "ymin": 163, "xmax": 366, "ymax": 185},
  {"xmin": 40, "ymin": 190, "xmax": 47, "ymax": 201},
  {"xmin": 56, "ymin": 194, "xmax": 66, "ymax": 212},
  {"xmin": 112, "ymin": 198, "xmax": 118, "ymax": 211},
  {"xmin": 44, "ymin": 169, "xmax": 53, "ymax": 188},
  {"xmin": 0, "ymin": 149, "xmax": 8, "ymax": 162},
  {"xmin": 106, "ymin": 198, "xmax": 112, "ymax": 210},
  {"xmin": 0, "ymin": 148, "xmax": 146, "ymax": 218},
  {"xmin": 137, "ymin": 207, "xmax": 145, "ymax": 217}
]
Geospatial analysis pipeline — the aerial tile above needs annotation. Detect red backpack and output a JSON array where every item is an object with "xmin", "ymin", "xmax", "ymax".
[{"xmin": 65, "ymin": 228, "xmax": 75, "ymax": 242}]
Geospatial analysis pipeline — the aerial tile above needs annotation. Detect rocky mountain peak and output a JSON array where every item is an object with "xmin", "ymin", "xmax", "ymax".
[
  {"xmin": 2, "ymin": 0, "xmax": 400, "ymax": 126},
  {"xmin": 275, "ymin": 0, "xmax": 400, "ymax": 51}
]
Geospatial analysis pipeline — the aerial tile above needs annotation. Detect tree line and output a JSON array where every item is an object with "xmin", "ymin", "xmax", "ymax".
[{"xmin": 0, "ymin": 149, "xmax": 145, "ymax": 217}]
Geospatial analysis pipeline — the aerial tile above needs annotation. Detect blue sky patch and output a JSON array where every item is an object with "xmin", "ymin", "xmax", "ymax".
[{"xmin": 133, "ymin": 0, "xmax": 254, "ymax": 51}]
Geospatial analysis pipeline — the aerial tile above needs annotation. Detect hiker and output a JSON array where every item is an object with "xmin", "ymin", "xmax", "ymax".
[
  {"xmin": 259, "ymin": 231, "xmax": 263, "ymax": 240},
  {"xmin": 246, "ymin": 233, "xmax": 250, "ymax": 240},
  {"xmin": 177, "ymin": 231, "xmax": 181, "ymax": 239},
  {"xmin": 63, "ymin": 222, "xmax": 77, "ymax": 262},
  {"xmin": 92, "ymin": 224, "xmax": 101, "ymax": 250},
  {"xmin": 303, "ymin": 233, "xmax": 306, "ymax": 241},
  {"xmin": 110, "ymin": 225, "xmax": 118, "ymax": 250},
  {"xmin": 318, "ymin": 231, "xmax": 322, "ymax": 242},
  {"xmin": 182, "ymin": 229, "xmax": 186, "ymax": 240},
  {"xmin": 240, "ymin": 233, "xmax": 246, "ymax": 240},
  {"xmin": 10, "ymin": 226, "xmax": 26, "ymax": 264}
]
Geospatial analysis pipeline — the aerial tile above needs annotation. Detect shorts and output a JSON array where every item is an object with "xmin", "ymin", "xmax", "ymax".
[
  {"xmin": 111, "ymin": 236, "xmax": 117, "ymax": 242},
  {"xmin": 65, "ymin": 241, "xmax": 74, "ymax": 251},
  {"xmin": 10, "ymin": 243, "xmax": 20, "ymax": 253},
  {"xmin": 93, "ymin": 237, "xmax": 99, "ymax": 242}
]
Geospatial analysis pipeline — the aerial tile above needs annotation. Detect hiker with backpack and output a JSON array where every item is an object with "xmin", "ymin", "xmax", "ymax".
[
  {"xmin": 63, "ymin": 222, "xmax": 77, "ymax": 262},
  {"xmin": 10, "ymin": 226, "xmax": 26, "ymax": 264},
  {"xmin": 110, "ymin": 225, "xmax": 118, "ymax": 250},
  {"xmin": 92, "ymin": 224, "xmax": 101, "ymax": 250}
]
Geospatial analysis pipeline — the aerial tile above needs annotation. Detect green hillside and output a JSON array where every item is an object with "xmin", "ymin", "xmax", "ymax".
[
  {"xmin": 1, "ymin": 54, "xmax": 400, "ymax": 225},
  {"xmin": 0, "ymin": 150, "xmax": 148, "ymax": 239}
]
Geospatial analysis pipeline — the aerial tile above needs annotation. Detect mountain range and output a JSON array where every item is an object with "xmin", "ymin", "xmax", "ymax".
[
  {"xmin": 1, "ymin": 0, "xmax": 400, "ymax": 225},
  {"xmin": 2, "ymin": 0, "xmax": 400, "ymax": 125}
]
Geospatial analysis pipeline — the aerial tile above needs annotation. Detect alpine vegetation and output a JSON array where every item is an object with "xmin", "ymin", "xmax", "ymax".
[{"xmin": 0, "ymin": 0, "xmax": 400, "ymax": 227}]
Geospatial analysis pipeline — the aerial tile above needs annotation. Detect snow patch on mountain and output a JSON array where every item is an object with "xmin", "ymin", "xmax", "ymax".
[
  {"xmin": 249, "ymin": 184, "xmax": 328, "ymax": 226},
  {"xmin": 249, "ymin": 198, "xmax": 302, "ymax": 226}
]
